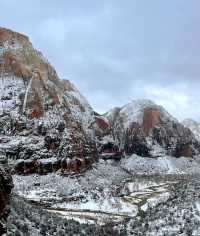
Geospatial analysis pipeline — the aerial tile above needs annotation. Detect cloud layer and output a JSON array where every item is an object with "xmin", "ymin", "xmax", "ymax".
[{"xmin": 1, "ymin": 0, "xmax": 200, "ymax": 120}]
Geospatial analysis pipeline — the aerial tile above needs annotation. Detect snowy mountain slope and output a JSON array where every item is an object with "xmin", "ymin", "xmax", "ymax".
[
  {"xmin": 0, "ymin": 27, "xmax": 94, "ymax": 132},
  {"xmin": 121, "ymin": 154, "xmax": 200, "ymax": 175},
  {"xmin": 0, "ymin": 27, "xmax": 97, "ymax": 174},
  {"xmin": 103, "ymin": 99, "xmax": 200, "ymax": 158},
  {"xmin": 106, "ymin": 99, "xmax": 177, "ymax": 129},
  {"xmin": 1, "ymin": 26, "xmax": 200, "ymax": 174},
  {"xmin": 182, "ymin": 119, "xmax": 200, "ymax": 142}
]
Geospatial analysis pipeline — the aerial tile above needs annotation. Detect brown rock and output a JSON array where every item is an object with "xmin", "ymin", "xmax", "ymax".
[
  {"xmin": 95, "ymin": 116, "xmax": 109, "ymax": 131},
  {"xmin": 0, "ymin": 27, "xmax": 28, "ymax": 43},
  {"xmin": 174, "ymin": 143, "xmax": 194, "ymax": 158},
  {"xmin": 143, "ymin": 107, "xmax": 160, "ymax": 136},
  {"xmin": 104, "ymin": 100, "xmax": 200, "ymax": 158},
  {"xmin": 3, "ymin": 52, "xmax": 31, "ymax": 79},
  {"xmin": 0, "ymin": 27, "xmax": 97, "ymax": 175},
  {"xmin": 0, "ymin": 29, "xmax": 10, "ymax": 42}
]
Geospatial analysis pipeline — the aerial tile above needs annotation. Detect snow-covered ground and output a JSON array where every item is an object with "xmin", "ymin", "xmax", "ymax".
[
  {"xmin": 121, "ymin": 154, "xmax": 200, "ymax": 175},
  {"xmin": 13, "ymin": 156, "xmax": 193, "ymax": 225},
  {"xmin": 11, "ymin": 156, "xmax": 200, "ymax": 235}
]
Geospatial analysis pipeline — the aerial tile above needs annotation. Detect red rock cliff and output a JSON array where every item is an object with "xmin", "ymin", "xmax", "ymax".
[
  {"xmin": 0, "ymin": 27, "xmax": 97, "ymax": 175},
  {"xmin": 143, "ymin": 107, "xmax": 160, "ymax": 136}
]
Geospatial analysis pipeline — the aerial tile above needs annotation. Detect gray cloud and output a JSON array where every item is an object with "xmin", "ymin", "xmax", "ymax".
[{"xmin": 1, "ymin": 0, "xmax": 200, "ymax": 120}]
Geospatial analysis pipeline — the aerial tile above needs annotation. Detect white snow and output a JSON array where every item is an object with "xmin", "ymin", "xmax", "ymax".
[
  {"xmin": 39, "ymin": 157, "xmax": 57, "ymax": 164},
  {"xmin": 53, "ymin": 196, "xmax": 138, "ymax": 217},
  {"xmin": 47, "ymin": 209, "xmax": 126, "ymax": 225},
  {"xmin": 47, "ymin": 209, "xmax": 95, "ymax": 225},
  {"xmin": 121, "ymin": 154, "xmax": 200, "ymax": 175},
  {"xmin": 0, "ymin": 76, "xmax": 25, "ymax": 118},
  {"xmin": 13, "ymin": 159, "xmax": 180, "ymax": 224},
  {"xmin": 64, "ymin": 88, "xmax": 95, "ymax": 134},
  {"xmin": 182, "ymin": 118, "xmax": 200, "ymax": 141},
  {"xmin": 106, "ymin": 99, "xmax": 177, "ymax": 129},
  {"xmin": 22, "ymin": 74, "xmax": 34, "ymax": 113}
]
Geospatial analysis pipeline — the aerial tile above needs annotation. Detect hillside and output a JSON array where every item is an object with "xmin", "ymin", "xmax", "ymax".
[{"xmin": 0, "ymin": 27, "xmax": 97, "ymax": 175}]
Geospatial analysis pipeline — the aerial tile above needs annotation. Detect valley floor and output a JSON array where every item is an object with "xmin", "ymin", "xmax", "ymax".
[{"xmin": 7, "ymin": 156, "xmax": 200, "ymax": 235}]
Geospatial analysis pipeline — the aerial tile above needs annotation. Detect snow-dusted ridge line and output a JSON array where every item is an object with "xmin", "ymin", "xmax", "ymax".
[{"xmin": 105, "ymin": 99, "xmax": 177, "ymax": 129}]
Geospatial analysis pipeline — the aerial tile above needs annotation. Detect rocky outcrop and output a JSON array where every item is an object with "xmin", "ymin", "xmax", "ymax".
[
  {"xmin": 124, "ymin": 122, "xmax": 150, "ymax": 157},
  {"xmin": 143, "ymin": 107, "xmax": 160, "ymax": 136},
  {"xmin": 151, "ymin": 120, "xmax": 199, "ymax": 158},
  {"xmin": 0, "ymin": 164, "xmax": 13, "ymax": 235},
  {"xmin": 105, "ymin": 100, "xmax": 200, "ymax": 158},
  {"xmin": 0, "ymin": 27, "xmax": 97, "ymax": 174},
  {"xmin": 94, "ymin": 116, "xmax": 110, "ymax": 136}
]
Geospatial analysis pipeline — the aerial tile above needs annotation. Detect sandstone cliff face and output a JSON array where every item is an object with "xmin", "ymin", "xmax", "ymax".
[
  {"xmin": 0, "ymin": 164, "xmax": 13, "ymax": 235},
  {"xmin": 105, "ymin": 100, "xmax": 200, "ymax": 158},
  {"xmin": 0, "ymin": 27, "xmax": 97, "ymax": 174},
  {"xmin": 143, "ymin": 107, "xmax": 160, "ymax": 136}
]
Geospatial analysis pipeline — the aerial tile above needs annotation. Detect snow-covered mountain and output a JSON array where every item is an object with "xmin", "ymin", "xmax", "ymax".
[
  {"xmin": 98, "ymin": 99, "xmax": 200, "ymax": 158},
  {"xmin": 182, "ymin": 119, "xmax": 200, "ymax": 142},
  {"xmin": 1, "ymin": 27, "xmax": 200, "ymax": 176},
  {"xmin": 0, "ymin": 27, "xmax": 97, "ymax": 174},
  {"xmin": 106, "ymin": 99, "xmax": 177, "ymax": 129},
  {"xmin": 2, "ymin": 27, "xmax": 200, "ymax": 236}
]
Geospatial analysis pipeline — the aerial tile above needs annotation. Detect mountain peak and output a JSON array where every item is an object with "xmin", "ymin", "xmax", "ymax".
[
  {"xmin": 0, "ymin": 27, "xmax": 29, "ymax": 43},
  {"xmin": 0, "ymin": 27, "xmax": 96, "ymax": 174}
]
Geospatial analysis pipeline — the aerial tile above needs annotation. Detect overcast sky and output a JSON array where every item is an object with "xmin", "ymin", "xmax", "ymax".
[{"xmin": 1, "ymin": 0, "xmax": 200, "ymax": 121}]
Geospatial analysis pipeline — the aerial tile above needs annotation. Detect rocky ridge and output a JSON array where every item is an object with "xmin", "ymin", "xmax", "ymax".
[
  {"xmin": 0, "ymin": 27, "xmax": 97, "ymax": 175},
  {"xmin": 97, "ymin": 100, "xmax": 200, "ymax": 159}
]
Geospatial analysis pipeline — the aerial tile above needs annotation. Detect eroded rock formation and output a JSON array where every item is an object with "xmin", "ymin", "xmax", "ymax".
[
  {"xmin": 0, "ymin": 27, "xmax": 97, "ymax": 174},
  {"xmin": 105, "ymin": 100, "xmax": 200, "ymax": 158},
  {"xmin": 143, "ymin": 107, "xmax": 160, "ymax": 136}
]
